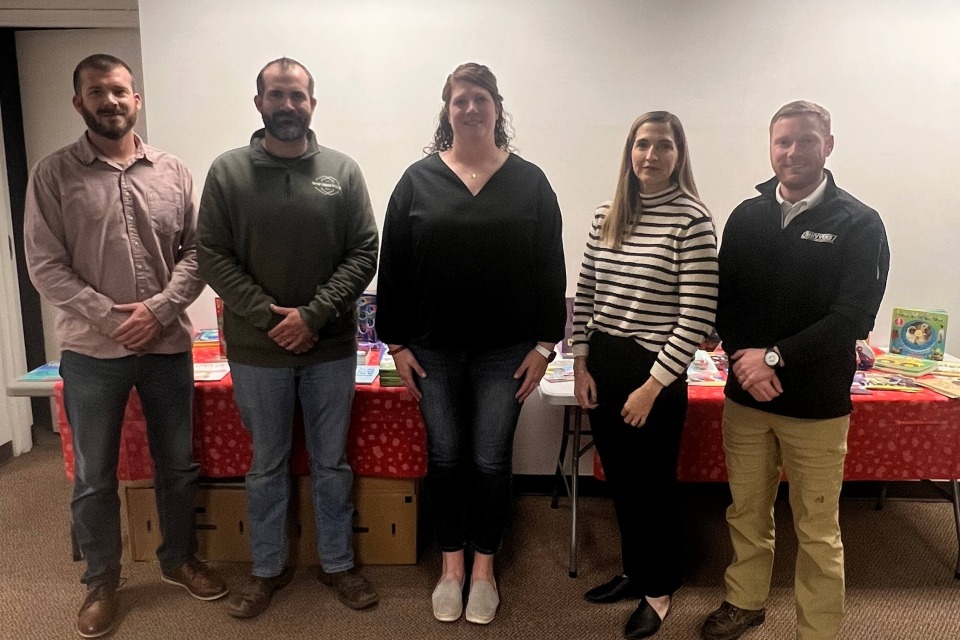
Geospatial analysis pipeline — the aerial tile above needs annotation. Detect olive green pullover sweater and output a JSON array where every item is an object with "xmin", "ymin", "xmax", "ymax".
[{"xmin": 197, "ymin": 130, "xmax": 378, "ymax": 367}]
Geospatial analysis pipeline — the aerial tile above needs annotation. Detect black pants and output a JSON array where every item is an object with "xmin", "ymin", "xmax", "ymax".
[{"xmin": 587, "ymin": 332, "xmax": 687, "ymax": 597}]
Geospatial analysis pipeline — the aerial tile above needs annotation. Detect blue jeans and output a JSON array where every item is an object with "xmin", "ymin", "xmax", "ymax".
[
  {"xmin": 410, "ymin": 342, "xmax": 530, "ymax": 554},
  {"xmin": 60, "ymin": 350, "xmax": 199, "ymax": 586},
  {"xmin": 229, "ymin": 357, "xmax": 356, "ymax": 577}
]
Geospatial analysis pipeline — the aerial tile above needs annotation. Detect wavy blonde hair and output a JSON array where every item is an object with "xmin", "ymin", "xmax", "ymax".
[{"xmin": 600, "ymin": 111, "xmax": 703, "ymax": 248}]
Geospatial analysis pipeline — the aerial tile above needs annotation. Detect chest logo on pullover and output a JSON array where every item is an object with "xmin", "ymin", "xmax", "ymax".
[
  {"xmin": 312, "ymin": 176, "xmax": 342, "ymax": 196},
  {"xmin": 800, "ymin": 230, "xmax": 837, "ymax": 244}
]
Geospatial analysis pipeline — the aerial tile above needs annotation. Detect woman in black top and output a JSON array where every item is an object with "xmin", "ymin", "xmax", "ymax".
[{"xmin": 376, "ymin": 62, "xmax": 565, "ymax": 625}]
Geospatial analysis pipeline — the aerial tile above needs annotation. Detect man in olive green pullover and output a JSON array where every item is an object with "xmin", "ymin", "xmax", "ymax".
[{"xmin": 197, "ymin": 57, "xmax": 379, "ymax": 619}]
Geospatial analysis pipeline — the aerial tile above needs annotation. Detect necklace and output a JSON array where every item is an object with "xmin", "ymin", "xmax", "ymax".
[{"xmin": 470, "ymin": 172, "xmax": 477, "ymax": 180}]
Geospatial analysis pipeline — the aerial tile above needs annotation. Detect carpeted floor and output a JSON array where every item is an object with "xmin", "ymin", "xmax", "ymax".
[{"xmin": 1, "ymin": 429, "xmax": 958, "ymax": 639}]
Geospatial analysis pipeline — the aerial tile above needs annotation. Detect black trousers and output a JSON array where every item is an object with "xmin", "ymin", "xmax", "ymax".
[{"xmin": 587, "ymin": 332, "xmax": 687, "ymax": 597}]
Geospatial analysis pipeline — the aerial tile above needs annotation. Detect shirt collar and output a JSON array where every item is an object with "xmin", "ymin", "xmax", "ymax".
[
  {"xmin": 75, "ymin": 132, "xmax": 152, "ymax": 167},
  {"xmin": 776, "ymin": 172, "xmax": 828, "ymax": 209}
]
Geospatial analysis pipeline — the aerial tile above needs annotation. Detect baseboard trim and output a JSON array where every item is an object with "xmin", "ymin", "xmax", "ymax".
[{"xmin": 512, "ymin": 474, "xmax": 951, "ymax": 501}]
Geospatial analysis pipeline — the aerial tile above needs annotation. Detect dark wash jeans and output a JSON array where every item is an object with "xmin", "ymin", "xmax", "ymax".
[
  {"xmin": 410, "ymin": 342, "xmax": 531, "ymax": 554},
  {"xmin": 586, "ymin": 331, "xmax": 688, "ymax": 597},
  {"xmin": 60, "ymin": 350, "xmax": 199, "ymax": 586}
]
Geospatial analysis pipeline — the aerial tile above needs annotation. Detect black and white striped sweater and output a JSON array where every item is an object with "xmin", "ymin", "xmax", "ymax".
[{"xmin": 572, "ymin": 186, "xmax": 719, "ymax": 386}]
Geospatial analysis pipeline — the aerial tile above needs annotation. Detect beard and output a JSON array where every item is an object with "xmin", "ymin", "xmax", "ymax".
[
  {"xmin": 79, "ymin": 104, "xmax": 137, "ymax": 140},
  {"xmin": 262, "ymin": 110, "xmax": 311, "ymax": 142}
]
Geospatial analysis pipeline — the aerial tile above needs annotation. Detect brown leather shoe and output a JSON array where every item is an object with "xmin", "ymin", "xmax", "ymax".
[
  {"xmin": 77, "ymin": 582, "xmax": 118, "ymax": 638},
  {"xmin": 701, "ymin": 601, "xmax": 765, "ymax": 640},
  {"xmin": 318, "ymin": 567, "xmax": 379, "ymax": 610},
  {"xmin": 226, "ymin": 566, "xmax": 296, "ymax": 619},
  {"xmin": 162, "ymin": 557, "xmax": 229, "ymax": 601}
]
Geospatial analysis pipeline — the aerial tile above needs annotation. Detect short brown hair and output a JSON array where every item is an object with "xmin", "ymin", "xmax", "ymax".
[
  {"xmin": 770, "ymin": 100, "xmax": 831, "ymax": 135},
  {"xmin": 73, "ymin": 54, "xmax": 136, "ymax": 95},
  {"xmin": 256, "ymin": 57, "xmax": 315, "ymax": 97}
]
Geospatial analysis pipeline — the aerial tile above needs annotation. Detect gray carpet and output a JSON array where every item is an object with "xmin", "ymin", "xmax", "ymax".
[{"xmin": 1, "ymin": 429, "xmax": 958, "ymax": 639}]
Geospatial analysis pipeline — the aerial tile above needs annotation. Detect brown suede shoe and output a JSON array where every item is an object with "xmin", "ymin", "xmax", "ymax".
[
  {"xmin": 226, "ymin": 566, "xmax": 296, "ymax": 619},
  {"xmin": 701, "ymin": 601, "xmax": 766, "ymax": 640},
  {"xmin": 77, "ymin": 582, "xmax": 118, "ymax": 638},
  {"xmin": 318, "ymin": 567, "xmax": 379, "ymax": 610},
  {"xmin": 162, "ymin": 557, "xmax": 229, "ymax": 601}
]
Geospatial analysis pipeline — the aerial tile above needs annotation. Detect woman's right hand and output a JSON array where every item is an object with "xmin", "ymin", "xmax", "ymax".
[
  {"xmin": 390, "ymin": 347, "xmax": 426, "ymax": 401},
  {"xmin": 573, "ymin": 358, "xmax": 598, "ymax": 409}
]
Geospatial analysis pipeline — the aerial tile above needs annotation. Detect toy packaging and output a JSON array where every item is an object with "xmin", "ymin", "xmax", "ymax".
[{"xmin": 889, "ymin": 307, "xmax": 948, "ymax": 361}]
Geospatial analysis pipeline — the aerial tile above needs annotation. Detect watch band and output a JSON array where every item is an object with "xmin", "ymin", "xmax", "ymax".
[{"xmin": 534, "ymin": 344, "xmax": 556, "ymax": 362}]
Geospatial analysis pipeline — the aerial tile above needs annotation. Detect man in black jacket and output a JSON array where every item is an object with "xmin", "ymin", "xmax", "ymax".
[{"xmin": 701, "ymin": 101, "xmax": 889, "ymax": 640}]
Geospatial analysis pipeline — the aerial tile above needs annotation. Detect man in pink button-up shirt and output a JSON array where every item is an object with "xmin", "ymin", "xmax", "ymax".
[{"xmin": 24, "ymin": 54, "xmax": 226, "ymax": 639}]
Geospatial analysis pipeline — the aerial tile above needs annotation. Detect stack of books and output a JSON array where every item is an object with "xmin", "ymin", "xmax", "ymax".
[
  {"xmin": 872, "ymin": 353, "xmax": 939, "ymax": 376},
  {"xmin": 378, "ymin": 353, "xmax": 403, "ymax": 387}
]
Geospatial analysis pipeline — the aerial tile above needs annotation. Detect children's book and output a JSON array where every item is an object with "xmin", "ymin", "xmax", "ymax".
[
  {"xmin": 872, "ymin": 353, "xmax": 939, "ymax": 377},
  {"xmin": 543, "ymin": 359, "xmax": 574, "ymax": 383},
  {"xmin": 18, "ymin": 361, "xmax": 61, "ymax": 382},
  {"xmin": 913, "ymin": 376, "xmax": 960, "ymax": 399},
  {"xmin": 355, "ymin": 365, "xmax": 379, "ymax": 385},
  {"xmin": 889, "ymin": 308, "xmax": 948, "ymax": 361},
  {"xmin": 193, "ymin": 329, "xmax": 220, "ymax": 345},
  {"xmin": 932, "ymin": 361, "xmax": 960, "ymax": 378},
  {"xmin": 861, "ymin": 372, "xmax": 923, "ymax": 392},
  {"xmin": 193, "ymin": 361, "xmax": 230, "ymax": 382}
]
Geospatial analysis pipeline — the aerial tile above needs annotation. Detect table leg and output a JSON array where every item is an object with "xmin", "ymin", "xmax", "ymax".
[
  {"xmin": 569, "ymin": 407, "xmax": 582, "ymax": 578},
  {"xmin": 952, "ymin": 479, "xmax": 960, "ymax": 580},
  {"xmin": 552, "ymin": 406, "xmax": 572, "ymax": 509}
]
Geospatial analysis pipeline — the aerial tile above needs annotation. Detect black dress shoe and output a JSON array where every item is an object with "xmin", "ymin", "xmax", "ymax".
[
  {"xmin": 584, "ymin": 575, "xmax": 640, "ymax": 604},
  {"xmin": 624, "ymin": 598, "xmax": 665, "ymax": 639}
]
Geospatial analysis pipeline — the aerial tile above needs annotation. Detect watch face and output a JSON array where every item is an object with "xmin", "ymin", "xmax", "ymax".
[{"xmin": 764, "ymin": 351, "xmax": 779, "ymax": 366}]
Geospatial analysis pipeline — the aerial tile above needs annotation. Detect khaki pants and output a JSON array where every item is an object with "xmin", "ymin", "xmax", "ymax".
[{"xmin": 721, "ymin": 399, "xmax": 849, "ymax": 640}]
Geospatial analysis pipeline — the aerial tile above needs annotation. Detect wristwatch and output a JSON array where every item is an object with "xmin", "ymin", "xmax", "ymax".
[
  {"xmin": 534, "ymin": 344, "xmax": 557, "ymax": 363},
  {"xmin": 763, "ymin": 347, "xmax": 781, "ymax": 368}
]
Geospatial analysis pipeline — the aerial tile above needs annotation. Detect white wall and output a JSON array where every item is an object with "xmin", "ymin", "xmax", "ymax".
[{"xmin": 137, "ymin": 0, "xmax": 960, "ymax": 473}]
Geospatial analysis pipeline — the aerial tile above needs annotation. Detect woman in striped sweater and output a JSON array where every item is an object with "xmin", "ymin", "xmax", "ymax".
[{"xmin": 572, "ymin": 111, "xmax": 718, "ymax": 639}]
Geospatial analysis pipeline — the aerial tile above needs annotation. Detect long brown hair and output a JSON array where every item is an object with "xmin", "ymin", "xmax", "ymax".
[
  {"xmin": 600, "ymin": 111, "xmax": 703, "ymax": 248},
  {"xmin": 425, "ymin": 62, "xmax": 514, "ymax": 154}
]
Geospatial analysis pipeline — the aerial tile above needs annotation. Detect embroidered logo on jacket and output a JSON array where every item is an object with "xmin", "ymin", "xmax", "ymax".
[
  {"xmin": 312, "ymin": 176, "xmax": 342, "ymax": 196},
  {"xmin": 800, "ymin": 230, "xmax": 837, "ymax": 244}
]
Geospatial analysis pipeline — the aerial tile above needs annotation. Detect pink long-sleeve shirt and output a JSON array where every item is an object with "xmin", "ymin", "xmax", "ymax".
[{"xmin": 24, "ymin": 133, "xmax": 204, "ymax": 358}]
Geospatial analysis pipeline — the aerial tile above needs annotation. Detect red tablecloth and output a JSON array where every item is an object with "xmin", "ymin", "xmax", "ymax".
[
  {"xmin": 55, "ymin": 351, "xmax": 960, "ymax": 484},
  {"xmin": 596, "ymin": 385, "xmax": 960, "ymax": 482},
  {"xmin": 56, "ymin": 348, "xmax": 426, "ymax": 482}
]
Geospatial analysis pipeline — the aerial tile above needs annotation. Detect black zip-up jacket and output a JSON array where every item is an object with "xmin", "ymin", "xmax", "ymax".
[{"xmin": 716, "ymin": 170, "xmax": 889, "ymax": 419}]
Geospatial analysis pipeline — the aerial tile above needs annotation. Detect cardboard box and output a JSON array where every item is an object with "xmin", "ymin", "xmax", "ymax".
[
  {"xmin": 889, "ymin": 307, "xmax": 948, "ymax": 361},
  {"xmin": 126, "ymin": 483, "xmax": 250, "ymax": 562},
  {"xmin": 292, "ymin": 476, "xmax": 420, "ymax": 566}
]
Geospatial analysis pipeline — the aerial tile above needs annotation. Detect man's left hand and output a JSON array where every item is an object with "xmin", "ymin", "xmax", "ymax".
[
  {"xmin": 730, "ymin": 348, "xmax": 777, "ymax": 390},
  {"xmin": 111, "ymin": 302, "xmax": 161, "ymax": 351},
  {"xmin": 268, "ymin": 304, "xmax": 317, "ymax": 354}
]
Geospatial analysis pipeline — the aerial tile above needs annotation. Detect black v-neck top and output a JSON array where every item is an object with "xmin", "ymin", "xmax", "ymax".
[{"xmin": 377, "ymin": 153, "xmax": 566, "ymax": 349}]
